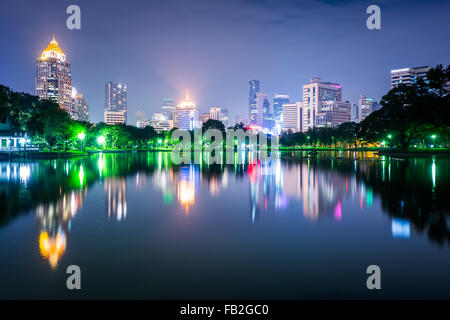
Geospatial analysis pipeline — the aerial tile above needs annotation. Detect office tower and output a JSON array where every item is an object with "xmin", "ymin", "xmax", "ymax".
[
  {"xmin": 104, "ymin": 111, "xmax": 126, "ymax": 125},
  {"xmin": 359, "ymin": 95, "xmax": 374, "ymax": 122},
  {"xmin": 210, "ymin": 107, "xmax": 221, "ymax": 121},
  {"xmin": 105, "ymin": 82, "xmax": 127, "ymax": 124},
  {"xmin": 174, "ymin": 90, "xmax": 199, "ymax": 130},
  {"xmin": 351, "ymin": 103, "xmax": 359, "ymax": 123},
  {"xmin": 199, "ymin": 113, "xmax": 210, "ymax": 124},
  {"xmin": 135, "ymin": 111, "xmax": 149, "ymax": 128},
  {"xmin": 273, "ymin": 94, "xmax": 290, "ymax": 122},
  {"xmin": 150, "ymin": 113, "xmax": 173, "ymax": 132},
  {"xmin": 254, "ymin": 93, "xmax": 268, "ymax": 127},
  {"xmin": 248, "ymin": 80, "xmax": 260, "ymax": 124},
  {"xmin": 36, "ymin": 35, "xmax": 72, "ymax": 115},
  {"xmin": 71, "ymin": 87, "xmax": 89, "ymax": 122},
  {"xmin": 316, "ymin": 101, "xmax": 351, "ymax": 127},
  {"xmin": 302, "ymin": 78, "xmax": 342, "ymax": 129},
  {"xmin": 390, "ymin": 66, "xmax": 430, "ymax": 88},
  {"xmin": 282, "ymin": 102, "xmax": 303, "ymax": 132},
  {"xmin": 161, "ymin": 98, "xmax": 176, "ymax": 120},
  {"xmin": 220, "ymin": 108, "xmax": 229, "ymax": 127},
  {"xmin": 136, "ymin": 119, "xmax": 150, "ymax": 128}
]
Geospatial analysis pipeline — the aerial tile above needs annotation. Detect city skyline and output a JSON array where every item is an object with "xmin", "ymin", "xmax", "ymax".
[{"xmin": 1, "ymin": 0, "xmax": 449, "ymax": 124}]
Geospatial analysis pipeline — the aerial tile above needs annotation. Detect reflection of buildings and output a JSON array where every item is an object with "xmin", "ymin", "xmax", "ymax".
[
  {"xmin": 247, "ymin": 158, "xmax": 372, "ymax": 222},
  {"xmin": 177, "ymin": 166, "xmax": 198, "ymax": 214},
  {"xmin": 151, "ymin": 164, "xmax": 199, "ymax": 214},
  {"xmin": 105, "ymin": 178, "xmax": 127, "ymax": 221},
  {"xmin": 0, "ymin": 162, "xmax": 33, "ymax": 186},
  {"xmin": 36, "ymin": 190, "xmax": 86, "ymax": 269}
]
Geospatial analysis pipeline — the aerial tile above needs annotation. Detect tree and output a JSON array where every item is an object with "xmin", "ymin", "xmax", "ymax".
[
  {"xmin": 202, "ymin": 119, "xmax": 225, "ymax": 133},
  {"xmin": 358, "ymin": 65, "xmax": 450, "ymax": 150}
]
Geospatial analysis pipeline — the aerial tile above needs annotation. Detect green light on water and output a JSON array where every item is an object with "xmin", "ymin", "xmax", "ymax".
[
  {"xmin": 366, "ymin": 188, "xmax": 373, "ymax": 207},
  {"xmin": 432, "ymin": 159, "xmax": 436, "ymax": 188}
]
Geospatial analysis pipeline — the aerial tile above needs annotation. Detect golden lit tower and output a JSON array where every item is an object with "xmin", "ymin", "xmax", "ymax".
[{"xmin": 35, "ymin": 35, "xmax": 73, "ymax": 115}]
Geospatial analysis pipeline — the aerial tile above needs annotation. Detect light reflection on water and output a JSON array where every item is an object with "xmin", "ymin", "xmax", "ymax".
[{"xmin": 0, "ymin": 151, "xmax": 449, "ymax": 299}]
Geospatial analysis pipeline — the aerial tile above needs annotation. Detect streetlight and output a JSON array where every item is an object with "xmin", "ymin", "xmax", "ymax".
[
  {"xmin": 78, "ymin": 132, "xmax": 86, "ymax": 151},
  {"xmin": 97, "ymin": 135, "xmax": 106, "ymax": 149},
  {"xmin": 431, "ymin": 135, "xmax": 436, "ymax": 139},
  {"xmin": 387, "ymin": 134, "xmax": 392, "ymax": 139}
]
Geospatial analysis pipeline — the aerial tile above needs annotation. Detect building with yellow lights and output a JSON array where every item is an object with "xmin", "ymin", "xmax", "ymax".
[
  {"xmin": 174, "ymin": 90, "xmax": 200, "ymax": 130},
  {"xmin": 35, "ymin": 36, "xmax": 73, "ymax": 115}
]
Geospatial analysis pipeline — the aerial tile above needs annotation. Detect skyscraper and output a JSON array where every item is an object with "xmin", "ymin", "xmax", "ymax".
[
  {"xmin": 174, "ymin": 90, "xmax": 199, "ymax": 130},
  {"xmin": 36, "ymin": 35, "xmax": 72, "ymax": 115},
  {"xmin": 105, "ymin": 82, "xmax": 127, "ymax": 124},
  {"xmin": 254, "ymin": 92, "xmax": 268, "ymax": 127},
  {"xmin": 359, "ymin": 95, "xmax": 374, "ymax": 122},
  {"xmin": 302, "ymin": 78, "xmax": 342, "ymax": 129},
  {"xmin": 390, "ymin": 66, "xmax": 430, "ymax": 88},
  {"xmin": 316, "ymin": 101, "xmax": 351, "ymax": 127},
  {"xmin": 282, "ymin": 102, "xmax": 303, "ymax": 132},
  {"xmin": 210, "ymin": 107, "xmax": 221, "ymax": 121},
  {"xmin": 161, "ymin": 98, "xmax": 176, "ymax": 120},
  {"xmin": 71, "ymin": 87, "xmax": 89, "ymax": 122},
  {"xmin": 273, "ymin": 94, "xmax": 290, "ymax": 122},
  {"xmin": 150, "ymin": 113, "xmax": 173, "ymax": 132},
  {"xmin": 351, "ymin": 103, "xmax": 359, "ymax": 123},
  {"xmin": 248, "ymin": 80, "xmax": 260, "ymax": 124}
]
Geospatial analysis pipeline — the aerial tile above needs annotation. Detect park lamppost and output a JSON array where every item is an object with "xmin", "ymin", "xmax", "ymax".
[
  {"xmin": 387, "ymin": 134, "xmax": 392, "ymax": 148},
  {"xmin": 157, "ymin": 139, "xmax": 163, "ymax": 149},
  {"xmin": 430, "ymin": 134, "xmax": 437, "ymax": 148},
  {"xmin": 78, "ymin": 132, "xmax": 86, "ymax": 151},
  {"xmin": 97, "ymin": 135, "xmax": 106, "ymax": 150}
]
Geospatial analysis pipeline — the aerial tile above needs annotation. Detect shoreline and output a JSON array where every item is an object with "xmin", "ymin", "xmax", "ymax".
[{"xmin": 1, "ymin": 147, "xmax": 449, "ymax": 160}]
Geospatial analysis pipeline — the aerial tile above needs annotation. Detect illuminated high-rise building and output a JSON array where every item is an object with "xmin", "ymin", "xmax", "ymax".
[
  {"xmin": 359, "ymin": 95, "xmax": 374, "ymax": 122},
  {"xmin": 174, "ymin": 90, "xmax": 199, "ymax": 130},
  {"xmin": 390, "ymin": 66, "xmax": 430, "ymax": 88},
  {"xmin": 35, "ymin": 35, "xmax": 72, "ymax": 115},
  {"xmin": 210, "ymin": 107, "xmax": 221, "ymax": 120},
  {"xmin": 302, "ymin": 78, "xmax": 342, "ymax": 130},
  {"xmin": 273, "ymin": 94, "xmax": 290, "ymax": 122},
  {"xmin": 161, "ymin": 98, "xmax": 176, "ymax": 120},
  {"xmin": 71, "ymin": 87, "xmax": 89, "ymax": 122},
  {"xmin": 249, "ymin": 80, "xmax": 260, "ymax": 124},
  {"xmin": 316, "ymin": 101, "xmax": 351, "ymax": 127},
  {"xmin": 282, "ymin": 102, "xmax": 304, "ymax": 132},
  {"xmin": 105, "ymin": 82, "xmax": 127, "ymax": 124}
]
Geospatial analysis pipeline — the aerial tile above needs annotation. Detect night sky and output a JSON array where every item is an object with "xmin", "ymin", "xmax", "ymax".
[{"xmin": 0, "ymin": 0, "xmax": 449, "ymax": 123}]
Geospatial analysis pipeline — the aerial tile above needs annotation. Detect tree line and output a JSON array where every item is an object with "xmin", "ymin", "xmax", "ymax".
[{"xmin": 0, "ymin": 85, "xmax": 164, "ymax": 151}]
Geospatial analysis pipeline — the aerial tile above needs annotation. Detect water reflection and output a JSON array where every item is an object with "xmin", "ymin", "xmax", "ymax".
[
  {"xmin": 36, "ymin": 189, "xmax": 86, "ymax": 268},
  {"xmin": 105, "ymin": 178, "xmax": 127, "ymax": 221},
  {"xmin": 0, "ymin": 151, "xmax": 449, "ymax": 272}
]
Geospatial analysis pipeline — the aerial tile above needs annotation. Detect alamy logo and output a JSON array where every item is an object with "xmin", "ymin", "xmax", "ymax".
[
  {"xmin": 170, "ymin": 128, "xmax": 279, "ymax": 166},
  {"xmin": 366, "ymin": 5, "xmax": 381, "ymax": 30},
  {"xmin": 66, "ymin": 265, "xmax": 81, "ymax": 290},
  {"xmin": 366, "ymin": 265, "xmax": 381, "ymax": 290},
  {"xmin": 66, "ymin": 5, "xmax": 81, "ymax": 30}
]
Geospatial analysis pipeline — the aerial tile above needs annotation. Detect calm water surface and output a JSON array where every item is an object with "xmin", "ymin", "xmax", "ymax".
[{"xmin": 0, "ymin": 151, "xmax": 449, "ymax": 299}]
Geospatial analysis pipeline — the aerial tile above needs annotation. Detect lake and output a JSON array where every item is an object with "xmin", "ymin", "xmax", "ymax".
[{"xmin": 0, "ymin": 151, "xmax": 449, "ymax": 299}]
